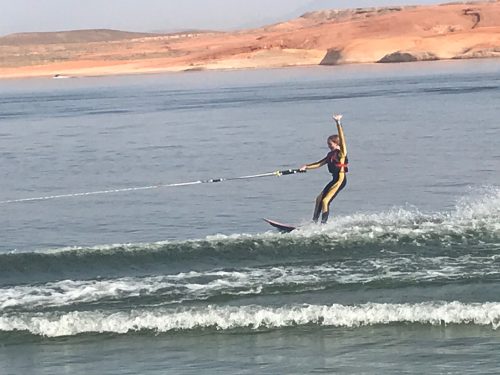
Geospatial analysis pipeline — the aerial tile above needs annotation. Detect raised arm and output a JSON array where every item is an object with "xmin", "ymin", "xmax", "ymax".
[{"xmin": 333, "ymin": 114, "xmax": 347, "ymax": 157}]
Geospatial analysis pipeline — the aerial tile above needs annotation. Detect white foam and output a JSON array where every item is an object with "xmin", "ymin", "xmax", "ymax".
[
  {"xmin": 10, "ymin": 188, "xmax": 498, "ymax": 256},
  {"xmin": 0, "ymin": 266, "xmax": 328, "ymax": 310},
  {"xmin": 2, "ymin": 301, "xmax": 500, "ymax": 337},
  {"xmin": 291, "ymin": 187, "xmax": 500, "ymax": 244},
  {"xmin": 0, "ymin": 277, "xmax": 171, "ymax": 310},
  {"xmin": 4, "ymin": 253, "xmax": 500, "ymax": 311}
]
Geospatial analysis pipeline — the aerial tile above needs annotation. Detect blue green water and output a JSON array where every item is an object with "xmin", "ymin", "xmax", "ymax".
[{"xmin": 0, "ymin": 60, "xmax": 499, "ymax": 374}]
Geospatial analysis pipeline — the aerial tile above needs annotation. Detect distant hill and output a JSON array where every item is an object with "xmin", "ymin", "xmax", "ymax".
[
  {"xmin": 0, "ymin": 1, "xmax": 499, "ymax": 79},
  {"xmin": 150, "ymin": 28, "xmax": 220, "ymax": 35},
  {"xmin": 0, "ymin": 29, "xmax": 159, "ymax": 45}
]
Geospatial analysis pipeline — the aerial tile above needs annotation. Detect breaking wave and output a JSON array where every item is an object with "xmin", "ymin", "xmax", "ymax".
[
  {"xmin": 1, "ymin": 188, "xmax": 498, "ymax": 286},
  {"xmin": 2, "ymin": 253, "xmax": 500, "ymax": 312},
  {"xmin": 2, "ymin": 301, "xmax": 500, "ymax": 337}
]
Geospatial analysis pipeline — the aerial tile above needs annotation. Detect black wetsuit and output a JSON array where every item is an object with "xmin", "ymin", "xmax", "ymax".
[{"xmin": 306, "ymin": 122, "xmax": 348, "ymax": 223}]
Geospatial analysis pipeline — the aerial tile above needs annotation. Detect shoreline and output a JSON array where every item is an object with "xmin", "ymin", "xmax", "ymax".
[{"xmin": 1, "ymin": 55, "xmax": 499, "ymax": 81}]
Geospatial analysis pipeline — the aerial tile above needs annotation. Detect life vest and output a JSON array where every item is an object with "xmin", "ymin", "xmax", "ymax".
[{"xmin": 327, "ymin": 149, "xmax": 348, "ymax": 174}]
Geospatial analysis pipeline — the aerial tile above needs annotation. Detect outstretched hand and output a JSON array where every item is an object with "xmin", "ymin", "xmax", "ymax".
[{"xmin": 332, "ymin": 113, "xmax": 343, "ymax": 124}]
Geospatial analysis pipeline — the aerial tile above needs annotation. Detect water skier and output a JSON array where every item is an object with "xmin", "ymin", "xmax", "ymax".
[{"xmin": 300, "ymin": 114, "xmax": 348, "ymax": 224}]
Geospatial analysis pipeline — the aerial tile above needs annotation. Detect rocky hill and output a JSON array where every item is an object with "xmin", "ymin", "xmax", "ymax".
[{"xmin": 1, "ymin": 1, "xmax": 499, "ymax": 78}]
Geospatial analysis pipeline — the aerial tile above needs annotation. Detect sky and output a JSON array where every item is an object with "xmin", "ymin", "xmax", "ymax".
[{"xmin": 1, "ymin": 0, "xmax": 443, "ymax": 36}]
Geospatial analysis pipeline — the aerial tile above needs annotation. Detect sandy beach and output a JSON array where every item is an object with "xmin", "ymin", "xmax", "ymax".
[{"xmin": 0, "ymin": 1, "xmax": 499, "ymax": 79}]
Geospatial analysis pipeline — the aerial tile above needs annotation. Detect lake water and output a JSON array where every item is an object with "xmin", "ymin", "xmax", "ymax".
[{"xmin": 0, "ymin": 59, "xmax": 499, "ymax": 374}]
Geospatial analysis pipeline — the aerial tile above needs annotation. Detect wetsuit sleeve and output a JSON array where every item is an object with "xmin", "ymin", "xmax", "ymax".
[
  {"xmin": 337, "ymin": 122, "xmax": 347, "ymax": 157},
  {"xmin": 306, "ymin": 156, "xmax": 327, "ymax": 169}
]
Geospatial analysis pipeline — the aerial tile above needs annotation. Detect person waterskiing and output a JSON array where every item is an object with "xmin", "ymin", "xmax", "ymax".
[{"xmin": 300, "ymin": 114, "xmax": 348, "ymax": 224}]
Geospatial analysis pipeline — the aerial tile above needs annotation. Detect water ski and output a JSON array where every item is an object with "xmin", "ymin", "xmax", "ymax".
[{"xmin": 263, "ymin": 218, "xmax": 296, "ymax": 233}]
